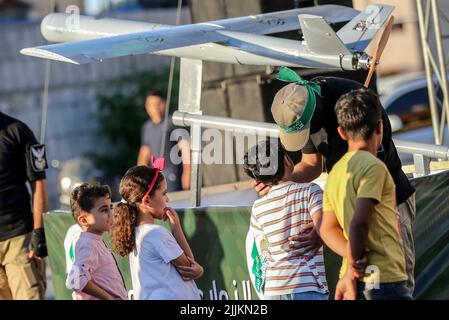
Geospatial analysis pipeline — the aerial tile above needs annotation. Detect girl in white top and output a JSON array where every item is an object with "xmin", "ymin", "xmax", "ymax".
[{"xmin": 110, "ymin": 159, "xmax": 203, "ymax": 300}]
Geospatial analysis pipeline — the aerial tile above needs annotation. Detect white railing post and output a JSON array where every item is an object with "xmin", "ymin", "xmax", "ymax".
[{"xmin": 178, "ymin": 58, "xmax": 203, "ymax": 207}]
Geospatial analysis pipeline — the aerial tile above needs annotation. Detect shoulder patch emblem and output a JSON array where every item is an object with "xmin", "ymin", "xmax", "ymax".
[{"xmin": 30, "ymin": 144, "xmax": 48, "ymax": 172}]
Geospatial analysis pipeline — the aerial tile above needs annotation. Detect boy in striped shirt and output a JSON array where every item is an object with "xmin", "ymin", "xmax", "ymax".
[{"xmin": 244, "ymin": 139, "xmax": 328, "ymax": 300}]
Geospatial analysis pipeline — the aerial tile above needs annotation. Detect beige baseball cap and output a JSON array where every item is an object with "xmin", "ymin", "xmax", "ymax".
[{"xmin": 271, "ymin": 83, "xmax": 311, "ymax": 151}]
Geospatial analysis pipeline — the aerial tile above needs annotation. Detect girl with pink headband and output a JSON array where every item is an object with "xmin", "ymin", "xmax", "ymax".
[{"xmin": 110, "ymin": 157, "xmax": 203, "ymax": 300}]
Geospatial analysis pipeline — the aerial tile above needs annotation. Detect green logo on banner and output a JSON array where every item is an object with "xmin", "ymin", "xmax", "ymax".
[
  {"xmin": 251, "ymin": 240, "xmax": 264, "ymax": 293},
  {"xmin": 69, "ymin": 243, "xmax": 75, "ymax": 261}
]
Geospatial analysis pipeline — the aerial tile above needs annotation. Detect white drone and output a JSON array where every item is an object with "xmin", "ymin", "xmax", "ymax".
[{"xmin": 21, "ymin": 4, "xmax": 394, "ymax": 86}]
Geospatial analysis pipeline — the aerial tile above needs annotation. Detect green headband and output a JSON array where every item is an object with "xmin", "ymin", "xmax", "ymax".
[{"xmin": 277, "ymin": 67, "xmax": 322, "ymax": 133}]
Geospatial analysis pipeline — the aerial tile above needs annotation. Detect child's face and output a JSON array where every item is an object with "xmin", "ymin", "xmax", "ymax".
[
  {"xmin": 149, "ymin": 178, "xmax": 169, "ymax": 220},
  {"xmin": 80, "ymin": 196, "xmax": 113, "ymax": 234}
]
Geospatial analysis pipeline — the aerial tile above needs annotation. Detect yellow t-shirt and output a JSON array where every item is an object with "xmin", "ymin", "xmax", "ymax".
[{"xmin": 323, "ymin": 150, "xmax": 407, "ymax": 284}]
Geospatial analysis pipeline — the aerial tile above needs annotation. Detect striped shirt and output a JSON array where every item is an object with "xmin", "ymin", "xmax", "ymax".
[{"xmin": 250, "ymin": 181, "xmax": 328, "ymax": 296}]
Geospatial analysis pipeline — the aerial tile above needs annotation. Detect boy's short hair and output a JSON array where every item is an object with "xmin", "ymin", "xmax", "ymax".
[
  {"xmin": 243, "ymin": 139, "xmax": 285, "ymax": 185},
  {"xmin": 335, "ymin": 87, "xmax": 382, "ymax": 140},
  {"xmin": 70, "ymin": 183, "xmax": 111, "ymax": 222}
]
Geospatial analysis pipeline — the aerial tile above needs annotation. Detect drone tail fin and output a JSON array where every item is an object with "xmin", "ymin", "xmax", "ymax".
[{"xmin": 298, "ymin": 14, "xmax": 351, "ymax": 56}]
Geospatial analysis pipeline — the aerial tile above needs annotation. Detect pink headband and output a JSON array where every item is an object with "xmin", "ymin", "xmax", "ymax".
[{"xmin": 143, "ymin": 156, "xmax": 165, "ymax": 198}]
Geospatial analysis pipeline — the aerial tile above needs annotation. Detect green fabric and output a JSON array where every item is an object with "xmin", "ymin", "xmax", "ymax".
[
  {"xmin": 277, "ymin": 67, "xmax": 321, "ymax": 133},
  {"xmin": 411, "ymin": 170, "xmax": 449, "ymax": 299}
]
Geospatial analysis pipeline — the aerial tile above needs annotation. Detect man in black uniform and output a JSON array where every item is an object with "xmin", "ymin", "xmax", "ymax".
[
  {"xmin": 254, "ymin": 67, "xmax": 416, "ymax": 294},
  {"xmin": 0, "ymin": 112, "xmax": 49, "ymax": 299}
]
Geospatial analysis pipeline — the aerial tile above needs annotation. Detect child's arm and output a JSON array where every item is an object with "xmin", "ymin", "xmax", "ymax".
[
  {"xmin": 166, "ymin": 207, "xmax": 194, "ymax": 260},
  {"xmin": 319, "ymin": 186, "xmax": 347, "ymax": 257},
  {"xmin": 348, "ymin": 198, "xmax": 376, "ymax": 267},
  {"xmin": 165, "ymin": 207, "xmax": 204, "ymax": 280},
  {"xmin": 319, "ymin": 210, "xmax": 347, "ymax": 257},
  {"xmin": 176, "ymin": 257, "xmax": 204, "ymax": 281},
  {"xmin": 350, "ymin": 162, "xmax": 388, "ymax": 266},
  {"xmin": 335, "ymin": 259, "xmax": 357, "ymax": 300},
  {"xmin": 169, "ymin": 251, "xmax": 204, "ymax": 281}
]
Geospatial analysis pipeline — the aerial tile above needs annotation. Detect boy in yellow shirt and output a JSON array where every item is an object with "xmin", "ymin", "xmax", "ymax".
[{"xmin": 320, "ymin": 87, "xmax": 411, "ymax": 300}]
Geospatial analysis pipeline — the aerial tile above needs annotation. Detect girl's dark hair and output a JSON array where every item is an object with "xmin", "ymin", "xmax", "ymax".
[
  {"xmin": 243, "ymin": 139, "xmax": 285, "ymax": 186},
  {"xmin": 110, "ymin": 166, "xmax": 165, "ymax": 257},
  {"xmin": 70, "ymin": 183, "xmax": 111, "ymax": 222}
]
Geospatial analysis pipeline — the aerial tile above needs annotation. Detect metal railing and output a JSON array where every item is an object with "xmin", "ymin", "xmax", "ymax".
[
  {"xmin": 393, "ymin": 139, "xmax": 449, "ymax": 176},
  {"xmin": 173, "ymin": 111, "xmax": 449, "ymax": 206}
]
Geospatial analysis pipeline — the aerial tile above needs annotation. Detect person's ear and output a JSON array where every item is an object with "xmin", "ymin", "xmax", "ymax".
[
  {"xmin": 337, "ymin": 126, "xmax": 348, "ymax": 141},
  {"xmin": 141, "ymin": 194, "xmax": 151, "ymax": 209},
  {"xmin": 77, "ymin": 213, "xmax": 88, "ymax": 227}
]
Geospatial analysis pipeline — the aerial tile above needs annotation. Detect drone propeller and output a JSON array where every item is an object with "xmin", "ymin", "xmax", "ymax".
[{"xmin": 364, "ymin": 15, "xmax": 395, "ymax": 87}]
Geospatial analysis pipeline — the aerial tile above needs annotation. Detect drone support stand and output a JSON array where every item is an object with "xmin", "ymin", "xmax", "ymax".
[{"xmin": 178, "ymin": 58, "xmax": 203, "ymax": 207}]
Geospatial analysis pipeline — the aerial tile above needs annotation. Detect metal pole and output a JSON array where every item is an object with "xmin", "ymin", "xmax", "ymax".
[
  {"xmin": 40, "ymin": 60, "xmax": 51, "ymax": 144},
  {"xmin": 416, "ymin": 0, "xmax": 441, "ymax": 144},
  {"xmin": 413, "ymin": 154, "xmax": 431, "ymax": 177},
  {"xmin": 178, "ymin": 58, "xmax": 203, "ymax": 206},
  {"xmin": 160, "ymin": 0, "xmax": 183, "ymax": 158},
  {"xmin": 172, "ymin": 111, "xmax": 279, "ymax": 136},
  {"xmin": 431, "ymin": 0, "xmax": 449, "ymax": 143},
  {"xmin": 179, "ymin": 58, "xmax": 203, "ymax": 114},
  {"xmin": 190, "ymin": 123, "xmax": 202, "ymax": 207},
  {"xmin": 394, "ymin": 139, "xmax": 449, "ymax": 160}
]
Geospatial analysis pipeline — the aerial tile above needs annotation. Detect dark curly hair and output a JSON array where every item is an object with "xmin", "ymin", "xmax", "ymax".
[
  {"xmin": 335, "ymin": 87, "xmax": 382, "ymax": 141},
  {"xmin": 110, "ymin": 166, "xmax": 164, "ymax": 257},
  {"xmin": 70, "ymin": 183, "xmax": 111, "ymax": 223},
  {"xmin": 243, "ymin": 139, "xmax": 285, "ymax": 186}
]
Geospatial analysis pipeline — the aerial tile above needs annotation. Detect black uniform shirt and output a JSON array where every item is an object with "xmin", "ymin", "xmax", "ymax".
[
  {"xmin": 301, "ymin": 77, "xmax": 415, "ymax": 205},
  {"xmin": 0, "ymin": 112, "xmax": 47, "ymax": 241}
]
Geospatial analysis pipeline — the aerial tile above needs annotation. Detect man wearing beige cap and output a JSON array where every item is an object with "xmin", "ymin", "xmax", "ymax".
[{"xmin": 254, "ymin": 67, "xmax": 416, "ymax": 295}]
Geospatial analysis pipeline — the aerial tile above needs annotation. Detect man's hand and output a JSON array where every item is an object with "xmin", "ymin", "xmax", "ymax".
[
  {"xmin": 287, "ymin": 222, "xmax": 322, "ymax": 257},
  {"xmin": 29, "ymin": 228, "xmax": 47, "ymax": 259},
  {"xmin": 251, "ymin": 181, "xmax": 271, "ymax": 197},
  {"xmin": 177, "ymin": 257, "xmax": 204, "ymax": 281},
  {"xmin": 335, "ymin": 273, "xmax": 356, "ymax": 300}
]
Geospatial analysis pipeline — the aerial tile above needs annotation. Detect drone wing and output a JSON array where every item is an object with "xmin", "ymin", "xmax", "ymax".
[{"xmin": 20, "ymin": 5, "xmax": 358, "ymax": 64}]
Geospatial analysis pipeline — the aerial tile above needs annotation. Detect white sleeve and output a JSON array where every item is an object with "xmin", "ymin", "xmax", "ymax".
[
  {"xmin": 146, "ymin": 227, "xmax": 184, "ymax": 264},
  {"xmin": 308, "ymin": 183, "xmax": 323, "ymax": 218}
]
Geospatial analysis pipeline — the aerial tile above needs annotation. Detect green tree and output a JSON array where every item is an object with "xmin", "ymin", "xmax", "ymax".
[{"xmin": 92, "ymin": 65, "xmax": 179, "ymax": 178}]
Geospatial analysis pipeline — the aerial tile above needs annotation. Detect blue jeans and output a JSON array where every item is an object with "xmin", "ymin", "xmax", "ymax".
[
  {"xmin": 265, "ymin": 292, "xmax": 329, "ymax": 300},
  {"xmin": 356, "ymin": 281, "xmax": 413, "ymax": 300}
]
